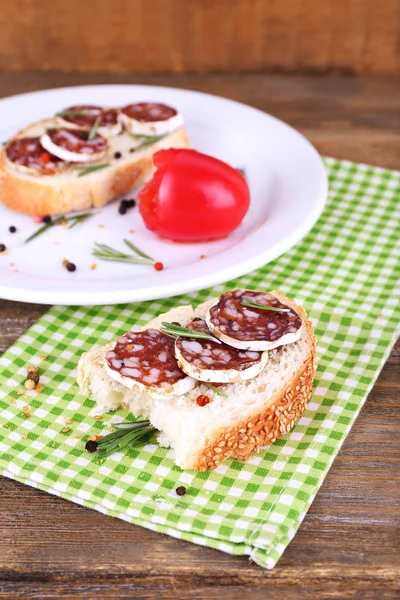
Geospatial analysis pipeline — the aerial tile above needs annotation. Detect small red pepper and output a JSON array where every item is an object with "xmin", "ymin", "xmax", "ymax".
[
  {"xmin": 196, "ymin": 395, "xmax": 210, "ymax": 407},
  {"xmin": 153, "ymin": 261, "xmax": 164, "ymax": 271},
  {"xmin": 40, "ymin": 152, "xmax": 51, "ymax": 164},
  {"xmin": 211, "ymin": 382, "xmax": 223, "ymax": 387}
]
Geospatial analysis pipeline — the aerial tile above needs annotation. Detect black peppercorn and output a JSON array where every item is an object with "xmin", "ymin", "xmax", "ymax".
[
  {"xmin": 85, "ymin": 440, "xmax": 98, "ymax": 453},
  {"xmin": 43, "ymin": 215, "xmax": 52, "ymax": 224},
  {"xmin": 176, "ymin": 486, "xmax": 187, "ymax": 496},
  {"xmin": 0, "ymin": 244, "xmax": 6, "ymax": 252},
  {"xmin": 114, "ymin": 151, "xmax": 122, "ymax": 159},
  {"xmin": 118, "ymin": 204, "xmax": 127, "ymax": 215},
  {"xmin": 27, "ymin": 371, "xmax": 40, "ymax": 385},
  {"xmin": 129, "ymin": 147, "xmax": 135, "ymax": 153},
  {"xmin": 66, "ymin": 262, "xmax": 76, "ymax": 272},
  {"xmin": 9, "ymin": 226, "xmax": 16, "ymax": 233}
]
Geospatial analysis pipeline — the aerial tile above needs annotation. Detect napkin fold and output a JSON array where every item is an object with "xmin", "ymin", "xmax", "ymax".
[{"xmin": 0, "ymin": 158, "xmax": 399, "ymax": 569}]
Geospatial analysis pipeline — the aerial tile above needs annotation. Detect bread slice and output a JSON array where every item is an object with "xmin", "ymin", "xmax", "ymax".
[
  {"xmin": 77, "ymin": 292, "xmax": 316, "ymax": 471},
  {"xmin": 0, "ymin": 119, "xmax": 189, "ymax": 215}
]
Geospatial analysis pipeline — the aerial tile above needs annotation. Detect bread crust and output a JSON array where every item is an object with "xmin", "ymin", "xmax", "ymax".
[
  {"xmin": 191, "ymin": 293, "xmax": 317, "ymax": 471},
  {"xmin": 0, "ymin": 125, "xmax": 189, "ymax": 215}
]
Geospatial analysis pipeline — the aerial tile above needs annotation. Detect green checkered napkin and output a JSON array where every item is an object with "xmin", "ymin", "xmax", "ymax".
[{"xmin": 0, "ymin": 158, "xmax": 399, "ymax": 569}]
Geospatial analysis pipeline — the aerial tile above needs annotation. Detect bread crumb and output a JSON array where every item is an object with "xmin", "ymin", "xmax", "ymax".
[
  {"xmin": 10, "ymin": 398, "xmax": 16, "ymax": 405},
  {"xmin": 93, "ymin": 415, "xmax": 102, "ymax": 420},
  {"xmin": 200, "ymin": 255, "xmax": 206, "ymax": 259},
  {"xmin": 64, "ymin": 417, "xmax": 73, "ymax": 424},
  {"xmin": 98, "ymin": 224, "xmax": 104, "ymax": 228},
  {"xmin": 62, "ymin": 427, "xmax": 70, "ymax": 433},
  {"xmin": 1, "ymin": 250, "xmax": 7, "ymax": 255},
  {"xmin": 22, "ymin": 405, "xmax": 30, "ymax": 412},
  {"xmin": 40, "ymin": 355, "xmax": 47, "ymax": 360},
  {"xmin": 71, "ymin": 434, "xmax": 80, "ymax": 439},
  {"xmin": 129, "ymin": 230, "xmax": 135, "ymax": 234},
  {"xmin": 25, "ymin": 413, "xmax": 31, "ymax": 418},
  {"xmin": 21, "ymin": 433, "xmax": 27, "ymax": 439},
  {"xmin": 90, "ymin": 263, "xmax": 96, "ymax": 271},
  {"xmin": 35, "ymin": 384, "xmax": 41, "ymax": 394},
  {"xmin": 10, "ymin": 263, "xmax": 15, "ymax": 267}
]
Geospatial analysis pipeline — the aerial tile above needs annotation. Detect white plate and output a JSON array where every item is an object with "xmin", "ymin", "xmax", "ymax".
[{"xmin": 0, "ymin": 85, "xmax": 327, "ymax": 305}]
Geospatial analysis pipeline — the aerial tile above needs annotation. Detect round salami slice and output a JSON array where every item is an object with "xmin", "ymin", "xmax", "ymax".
[
  {"xmin": 5, "ymin": 137, "xmax": 63, "ymax": 174},
  {"xmin": 206, "ymin": 289, "xmax": 303, "ymax": 351},
  {"xmin": 174, "ymin": 319, "xmax": 268, "ymax": 383},
  {"xmin": 57, "ymin": 105, "xmax": 121, "ymax": 137},
  {"xmin": 40, "ymin": 128, "xmax": 108, "ymax": 163},
  {"xmin": 105, "ymin": 329, "xmax": 195, "ymax": 398},
  {"xmin": 120, "ymin": 102, "xmax": 183, "ymax": 136}
]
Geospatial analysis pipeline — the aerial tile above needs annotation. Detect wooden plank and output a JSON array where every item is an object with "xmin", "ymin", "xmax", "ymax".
[{"xmin": 0, "ymin": 0, "xmax": 399, "ymax": 74}]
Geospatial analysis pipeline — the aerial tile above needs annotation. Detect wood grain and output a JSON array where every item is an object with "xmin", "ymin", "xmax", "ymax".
[
  {"xmin": 0, "ymin": 0, "xmax": 399, "ymax": 75},
  {"xmin": 0, "ymin": 73, "xmax": 399, "ymax": 598}
]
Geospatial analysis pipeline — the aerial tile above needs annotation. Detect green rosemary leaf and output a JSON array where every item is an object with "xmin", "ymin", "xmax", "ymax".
[
  {"xmin": 56, "ymin": 110, "xmax": 99, "ymax": 117},
  {"xmin": 134, "ymin": 134, "xmax": 166, "ymax": 150},
  {"xmin": 92, "ymin": 242, "xmax": 154, "ymax": 265},
  {"xmin": 242, "ymin": 297, "xmax": 290, "ymax": 313},
  {"xmin": 113, "ymin": 420, "xmax": 151, "ymax": 430},
  {"xmin": 160, "ymin": 322, "xmax": 222, "ymax": 344},
  {"xmin": 88, "ymin": 116, "xmax": 101, "ymax": 141},
  {"xmin": 77, "ymin": 163, "xmax": 110, "ymax": 177},
  {"xmin": 124, "ymin": 239, "xmax": 153, "ymax": 260},
  {"xmin": 25, "ymin": 213, "xmax": 94, "ymax": 243},
  {"xmin": 209, "ymin": 384, "xmax": 228, "ymax": 397}
]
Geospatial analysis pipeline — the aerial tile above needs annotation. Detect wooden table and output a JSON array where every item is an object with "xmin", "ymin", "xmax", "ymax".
[{"xmin": 0, "ymin": 73, "xmax": 399, "ymax": 599}]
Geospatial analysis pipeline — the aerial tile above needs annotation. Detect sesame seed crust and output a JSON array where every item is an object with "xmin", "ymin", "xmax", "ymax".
[{"xmin": 191, "ymin": 293, "xmax": 317, "ymax": 471}]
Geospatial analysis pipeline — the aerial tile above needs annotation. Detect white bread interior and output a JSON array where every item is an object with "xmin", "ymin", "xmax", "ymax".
[
  {"xmin": 77, "ymin": 292, "xmax": 316, "ymax": 471},
  {"xmin": 0, "ymin": 118, "xmax": 189, "ymax": 215}
]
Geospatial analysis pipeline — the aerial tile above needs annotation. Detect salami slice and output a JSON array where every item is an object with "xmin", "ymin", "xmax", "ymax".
[
  {"xmin": 58, "ymin": 105, "xmax": 121, "ymax": 136},
  {"xmin": 206, "ymin": 289, "xmax": 303, "ymax": 351},
  {"xmin": 122, "ymin": 103, "xmax": 178, "ymax": 122},
  {"xmin": 5, "ymin": 137, "xmax": 63, "ymax": 173},
  {"xmin": 120, "ymin": 102, "xmax": 183, "ymax": 136},
  {"xmin": 105, "ymin": 329, "xmax": 194, "ymax": 396},
  {"xmin": 40, "ymin": 128, "xmax": 108, "ymax": 163},
  {"xmin": 174, "ymin": 319, "xmax": 268, "ymax": 383}
]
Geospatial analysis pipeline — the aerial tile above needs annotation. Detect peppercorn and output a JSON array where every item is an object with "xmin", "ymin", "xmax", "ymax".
[
  {"xmin": 129, "ymin": 147, "xmax": 136, "ymax": 153},
  {"xmin": 9, "ymin": 226, "xmax": 16, "ymax": 233},
  {"xmin": 176, "ymin": 486, "xmax": 187, "ymax": 496},
  {"xmin": 43, "ymin": 215, "xmax": 52, "ymax": 224},
  {"xmin": 118, "ymin": 204, "xmax": 127, "ymax": 215},
  {"xmin": 123, "ymin": 199, "xmax": 136, "ymax": 208},
  {"xmin": 24, "ymin": 379, "xmax": 36, "ymax": 390},
  {"xmin": 196, "ymin": 394, "xmax": 210, "ymax": 407},
  {"xmin": 85, "ymin": 440, "xmax": 98, "ymax": 453},
  {"xmin": 154, "ymin": 262, "xmax": 164, "ymax": 271},
  {"xmin": 0, "ymin": 244, "xmax": 6, "ymax": 252},
  {"xmin": 62, "ymin": 259, "xmax": 77, "ymax": 272},
  {"xmin": 27, "ymin": 371, "xmax": 40, "ymax": 385},
  {"xmin": 114, "ymin": 151, "xmax": 122, "ymax": 159}
]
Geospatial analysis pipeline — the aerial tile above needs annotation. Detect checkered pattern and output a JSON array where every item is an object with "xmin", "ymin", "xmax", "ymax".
[{"xmin": 0, "ymin": 158, "xmax": 399, "ymax": 569}]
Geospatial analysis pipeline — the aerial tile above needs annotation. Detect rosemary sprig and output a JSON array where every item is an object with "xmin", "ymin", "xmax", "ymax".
[
  {"xmin": 56, "ymin": 110, "xmax": 99, "ymax": 117},
  {"xmin": 133, "ymin": 134, "xmax": 166, "ymax": 150},
  {"xmin": 87, "ymin": 420, "xmax": 157, "ymax": 459},
  {"xmin": 88, "ymin": 116, "xmax": 101, "ymax": 141},
  {"xmin": 92, "ymin": 241, "xmax": 154, "ymax": 264},
  {"xmin": 209, "ymin": 383, "xmax": 228, "ymax": 397},
  {"xmin": 123, "ymin": 239, "xmax": 153, "ymax": 260},
  {"xmin": 77, "ymin": 163, "xmax": 110, "ymax": 177},
  {"xmin": 160, "ymin": 322, "xmax": 222, "ymax": 344},
  {"xmin": 25, "ymin": 212, "xmax": 94, "ymax": 243},
  {"xmin": 242, "ymin": 297, "xmax": 290, "ymax": 313}
]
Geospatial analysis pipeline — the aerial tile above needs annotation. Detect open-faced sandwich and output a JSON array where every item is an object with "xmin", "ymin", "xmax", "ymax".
[
  {"xmin": 77, "ymin": 289, "xmax": 317, "ymax": 471},
  {"xmin": 0, "ymin": 102, "xmax": 189, "ymax": 215}
]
